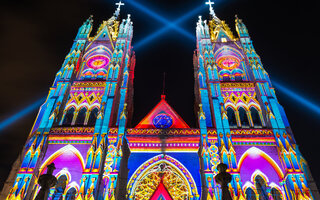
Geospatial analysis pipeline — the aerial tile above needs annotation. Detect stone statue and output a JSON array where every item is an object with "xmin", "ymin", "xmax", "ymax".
[
  {"xmin": 215, "ymin": 163, "xmax": 232, "ymax": 200},
  {"xmin": 35, "ymin": 163, "xmax": 57, "ymax": 200}
]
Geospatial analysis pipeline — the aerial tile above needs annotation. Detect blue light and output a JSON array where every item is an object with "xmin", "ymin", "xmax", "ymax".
[
  {"xmin": 126, "ymin": 0, "xmax": 202, "ymax": 41},
  {"xmin": 272, "ymin": 81, "xmax": 320, "ymax": 115},
  {"xmin": 0, "ymin": 97, "xmax": 46, "ymax": 131},
  {"xmin": 135, "ymin": 4, "xmax": 205, "ymax": 49}
]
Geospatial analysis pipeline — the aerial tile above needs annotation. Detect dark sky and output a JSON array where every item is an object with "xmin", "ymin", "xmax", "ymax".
[{"xmin": 1, "ymin": 0, "xmax": 319, "ymax": 190}]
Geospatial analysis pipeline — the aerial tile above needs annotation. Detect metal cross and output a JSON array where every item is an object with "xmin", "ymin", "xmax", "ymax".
[
  {"xmin": 116, "ymin": 1, "xmax": 125, "ymax": 9},
  {"xmin": 206, "ymin": 0, "xmax": 218, "ymax": 19},
  {"xmin": 206, "ymin": 0, "xmax": 214, "ymax": 12}
]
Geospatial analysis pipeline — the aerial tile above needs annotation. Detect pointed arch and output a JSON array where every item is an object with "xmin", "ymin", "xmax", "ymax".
[
  {"xmin": 107, "ymin": 66, "xmax": 114, "ymax": 79},
  {"xmin": 93, "ymin": 150, "xmax": 102, "ymax": 170},
  {"xmin": 254, "ymin": 174, "xmax": 268, "ymax": 200},
  {"xmin": 65, "ymin": 186, "xmax": 77, "ymax": 200},
  {"xmin": 250, "ymin": 107, "xmax": 262, "ymax": 128},
  {"xmin": 75, "ymin": 107, "xmax": 87, "ymax": 125},
  {"xmin": 21, "ymin": 151, "xmax": 32, "ymax": 169},
  {"xmin": 238, "ymin": 107, "xmax": 250, "ymax": 128},
  {"xmin": 40, "ymin": 144, "xmax": 85, "ymax": 175},
  {"xmin": 207, "ymin": 65, "xmax": 213, "ymax": 80},
  {"xmin": 52, "ymin": 174, "xmax": 68, "ymax": 200},
  {"xmin": 29, "ymin": 150, "xmax": 39, "ymax": 169},
  {"xmin": 227, "ymin": 107, "xmax": 237, "ymax": 128},
  {"xmin": 113, "ymin": 65, "xmax": 120, "ymax": 79},
  {"xmin": 85, "ymin": 149, "xmax": 94, "ymax": 170},
  {"xmin": 63, "ymin": 107, "xmax": 75, "ymax": 126},
  {"xmin": 127, "ymin": 155, "xmax": 198, "ymax": 199},
  {"xmin": 245, "ymin": 187, "xmax": 257, "ymax": 200},
  {"xmin": 251, "ymin": 170, "xmax": 269, "ymax": 184},
  {"xmin": 238, "ymin": 147, "xmax": 284, "ymax": 179},
  {"xmin": 87, "ymin": 107, "xmax": 99, "ymax": 126},
  {"xmin": 83, "ymin": 45, "xmax": 112, "ymax": 60}
]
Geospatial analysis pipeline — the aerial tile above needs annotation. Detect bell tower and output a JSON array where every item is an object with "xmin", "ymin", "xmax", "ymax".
[
  {"xmin": 194, "ymin": 0, "xmax": 319, "ymax": 199},
  {"xmin": 4, "ymin": 2, "xmax": 135, "ymax": 200}
]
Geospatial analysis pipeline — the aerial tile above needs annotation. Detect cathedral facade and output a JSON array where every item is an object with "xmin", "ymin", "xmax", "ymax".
[{"xmin": 2, "ymin": 2, "xmax": 319, "ymax": 200}]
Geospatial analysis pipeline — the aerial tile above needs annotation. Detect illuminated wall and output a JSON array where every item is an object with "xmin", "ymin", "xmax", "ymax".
[
  {"xmin": 194, "ymin": 4, "xmax": 318, "ymax": 200},
  {"xmin": 3, "ymin": 1, "xmax": 319, "ymax": 200}
]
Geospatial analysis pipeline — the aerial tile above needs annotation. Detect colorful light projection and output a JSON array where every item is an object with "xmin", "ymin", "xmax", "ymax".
[
  {"xmin": 237, "ymin": 147, "xmax": 284, "ymax": 184},
  {"xmin": 127, "ymin": 155, "xmax": 198, "ymax": 200},
  {"xmin": 81, "ymin": 45, "xmax": 112, "ymax": 78},
  {"xmin": 217, "ymin": 56, "xmax": 240, "ymax": 70},
  {"xmin": 214, "ymin": 46, "xmax": 245, "ymax": 79},
  {"xmin": 153, "ymin": 113, "xmax": 173, "ymax": 128},
  {"xmin": 149, "ymin": 180, "xmax": 174, "ymax": 200},
  {"xmin": 39, "ymin": 144, "xmax": 86, "ymax": 185},
  {"xmin": 135, "ymin": 96, "xmax": 189, "ymax": 129},
  {"xmin": 86, "ymin": 55, "xmax": 110, "ymax": 70}
]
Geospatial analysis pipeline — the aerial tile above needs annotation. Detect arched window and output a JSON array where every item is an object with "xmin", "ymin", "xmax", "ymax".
[
  {"xmin": 75, "ymin": 107, "xmax": 87, "ymax": 126},
  {"xmin": 52, "ymin": 175, "xmax": 67, "ymax": 200},
  {"xmin": 65, "ymin": 187, "xmax": 77, "ymax": 200},
  {"xmin": 63, "ymin": 107, "xmax": 75, "ymax": 126},
  {"xmin": 223, "ymin": 76, "xmax": 230, "ymax": 81},
  {"xmin": 271, "ymin": 188, "xmax": 282, "ymax": 200},
  {"xmin": 87, "ymin": 107, "xmax": 99, "ymax": 126},
  {"xmin": 250, "ymin": 107, "xmax": 262, "ymax": 128},
  {"xmin": 239, "ymin": 107, "xmax": 250, "ymax": 128},
  {"xmin": 245, "ymin": 187, "xmax": 256, "ymax": 200},
  {"xmin": 227, "ymin": 107, "xmax": 237, "ymax": 128},
  {"xmin": 235, "ymin": 75, "xmax": 242, "ymax": 81},
  {"xmin": 255, "ymin": 175, "xmax": 268, "ymax": 200}
]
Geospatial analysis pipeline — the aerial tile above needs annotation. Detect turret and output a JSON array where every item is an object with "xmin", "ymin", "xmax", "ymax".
[{"xmin": 76, "ymin": 15, "xmax": 93, "ymax": 40}]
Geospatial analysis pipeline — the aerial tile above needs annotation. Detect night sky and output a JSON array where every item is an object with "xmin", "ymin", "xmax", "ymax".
[{"xmin": 1, "ymin": 0, "xmax": 319, "ymax": 190}]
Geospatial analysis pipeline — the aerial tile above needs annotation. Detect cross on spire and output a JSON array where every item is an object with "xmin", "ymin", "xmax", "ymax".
[
  {"xmin": 114, "ymin": 1, "xmax": 125, "ymax": 17},
  {"xmin": 205, "ymin": 0, "xmax": 220, "ymax": 21},
  {"xmin": 205, "ymin": 0, "xmax": 214, "ymax": 15},
  {"xmin": 116, "ymin": 1, "xmax": 125, "ymax": 9}
]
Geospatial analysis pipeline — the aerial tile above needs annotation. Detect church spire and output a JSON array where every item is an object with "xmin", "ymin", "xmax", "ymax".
[
  {"xmin": 205, "ymin": 0, "xmax": 220, "ymax": 22},
  {"xmin": 114, "ymin": 1, "xmax": 125, "ymax": 18}
]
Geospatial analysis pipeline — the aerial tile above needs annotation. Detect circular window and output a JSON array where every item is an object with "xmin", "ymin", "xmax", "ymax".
[
  {"xmin": 217, "ymin": 56, "xmax": 240, "ymax": 70},
  {"xmin": 152, "ymin": 113, "xmax": 173, "ymax": 129},
  {"xmin": 86, "ymin": 55, "xmax": 110, "ymax": 69}
]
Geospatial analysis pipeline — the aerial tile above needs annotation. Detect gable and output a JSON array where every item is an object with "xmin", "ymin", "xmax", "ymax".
[
  {"xmin": 135, "ymin": 95, "xmax": 189, "ymax": 129},
  {"xmin": 150, "ymin": 179, "xmax": 173, "ymax": 200}
]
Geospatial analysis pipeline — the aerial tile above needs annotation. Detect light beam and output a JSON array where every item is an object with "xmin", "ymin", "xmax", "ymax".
[
  {"xmin": 134, "ymin": 4, "xmax": 205, "ymax": 49},
  {"xmin": 0, "ymin": 97, "xmax": 46, "ymax": 131},
  {"xmin": 126, "ymin": 0, "xmax": 199, "ymax": 40},
  {"xmin": 272, "ymin": 81, "xmax": 320, "ymax": 115}
]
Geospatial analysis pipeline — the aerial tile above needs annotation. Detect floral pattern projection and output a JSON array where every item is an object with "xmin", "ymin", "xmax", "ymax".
[
  {"xmin": 80, "ymin": 45, "xmax": 112, "ymax": 79},
  {"xmin": 214, "ymin": 46, "xmax": 246, "ymax": 81}
]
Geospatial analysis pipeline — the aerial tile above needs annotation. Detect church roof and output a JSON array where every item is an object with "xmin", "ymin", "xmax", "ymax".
[{"xmin": 135, "ymin": 95, "xmax": 189, "ymax": 129}]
